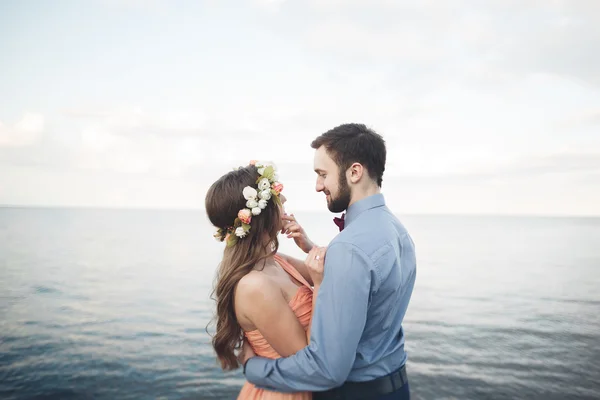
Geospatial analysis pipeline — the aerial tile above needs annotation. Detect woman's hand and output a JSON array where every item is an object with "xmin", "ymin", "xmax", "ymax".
[
  {"xmin": 237, "ymin": 338, "xmax": 255, "ymax": 367},
  {"xmin": 305, "ymin": 246, "xmax": 326, "ymax": 287},
  {"xmin": 281, "ymin": 213, "xmax": 314, "ymax": 253}
]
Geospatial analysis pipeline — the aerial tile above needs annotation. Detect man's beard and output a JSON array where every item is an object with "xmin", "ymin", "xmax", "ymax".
[{"xmin": 327, "ymin": 173, "xmax": 351, "ymax": 213}]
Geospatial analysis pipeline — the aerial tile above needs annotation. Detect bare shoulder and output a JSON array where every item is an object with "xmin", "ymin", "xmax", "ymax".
[{"xmin": 235, "ymin": 271, "xmax": 282, "ymax": 309}]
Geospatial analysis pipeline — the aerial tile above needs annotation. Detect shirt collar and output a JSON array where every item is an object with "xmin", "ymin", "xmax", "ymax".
[{"xmin": 344, "ymin": 193, "xmax": 385, "ymax": 228}]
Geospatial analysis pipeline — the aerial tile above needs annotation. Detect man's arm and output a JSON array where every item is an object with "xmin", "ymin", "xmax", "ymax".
[{"xmin": 244, "ymin": 241, "xmax": 373, "ymax": 392}]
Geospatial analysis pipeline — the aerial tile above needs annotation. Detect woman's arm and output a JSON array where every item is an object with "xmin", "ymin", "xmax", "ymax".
[
  {"xmin": 281, "ymin": 213, "xmax": 316, "ymax": 254},
  {"xmin": 279, "ymin": 213, "xmax": 319, "ymax": 286}
]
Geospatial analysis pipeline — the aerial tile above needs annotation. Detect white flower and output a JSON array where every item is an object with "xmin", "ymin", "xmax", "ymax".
[
  {"xmin": 242, "ymin": 186, "xmax": 258, "ymax": 201},
  {"xmin": 235, "ymin": 226, "xmax": 247, "ymax": 238},
  {"xmin": 258, "ymin": 178, "xmax": 270, "ymax": 191},
  {"xmin": 251, "ymin": 207, "xmax": 261, "ymax": 216},
  {"xmin": 255, "ymin": 161, "xmax": 264, "ymax": 168},
  {"xmin": 273, "ymin": 173, "xmax": 279, "ymax": 181},
  {"xmin": 257, "ymin": 167, "xmax": 265, "ymax": 175},
  {"xmin": 258, "ymin": 199, "xmax": 268, "ymax": 209},
  {"xmin": 260, "ymin": 190, "xmax": 272, "ymax": 200},
  {"xmin": 246, "ymin": 199, "xmax": 258, "ymax": 208}
]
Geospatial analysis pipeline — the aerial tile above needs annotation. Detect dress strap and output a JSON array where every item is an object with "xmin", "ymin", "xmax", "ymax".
[{"xmin": 274, "ymin": 254, "xmax": 312, "ymax": 289}]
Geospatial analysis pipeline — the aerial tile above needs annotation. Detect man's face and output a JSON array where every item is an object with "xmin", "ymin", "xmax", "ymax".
[{"xmin": 313, "ymin": 146, "xmax": 351, "ymax": 213}]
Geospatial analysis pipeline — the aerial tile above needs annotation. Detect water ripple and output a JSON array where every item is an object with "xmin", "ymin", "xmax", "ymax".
[{"xmin": 1, "ymin": 209, "xmax": 599, "ymax": 399}]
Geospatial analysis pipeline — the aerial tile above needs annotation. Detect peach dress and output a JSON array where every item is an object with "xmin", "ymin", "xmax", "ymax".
[{"xmin": 237, "ymin": 254, "xmax": 313, "ymax": 400}]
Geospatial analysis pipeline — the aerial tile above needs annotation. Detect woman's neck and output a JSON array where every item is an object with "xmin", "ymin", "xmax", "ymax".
[{"xmin": 251, "ymin": 252, "xmax": 276, "ymax": 271}]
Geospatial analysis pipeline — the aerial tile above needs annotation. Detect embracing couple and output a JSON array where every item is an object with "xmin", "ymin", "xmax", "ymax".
[{"xmin": 205, "ymin": 123, "xmax": 417, "ymax": 400}]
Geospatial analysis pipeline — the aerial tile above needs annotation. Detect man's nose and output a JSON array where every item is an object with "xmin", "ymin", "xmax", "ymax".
[{"xmin": 315, "ymin": 181, "xmax": 324, "ymax": 192}]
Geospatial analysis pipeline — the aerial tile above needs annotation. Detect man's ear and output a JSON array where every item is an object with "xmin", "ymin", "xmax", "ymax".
[{"xmin": 348, "ymin": 163, "xmax": 364, "ymax": 184}]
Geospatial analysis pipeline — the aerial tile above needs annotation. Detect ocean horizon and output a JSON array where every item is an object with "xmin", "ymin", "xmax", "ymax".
[{"xmin": 1, "ymin": 207, "xmax": 599, "ymax": 399}]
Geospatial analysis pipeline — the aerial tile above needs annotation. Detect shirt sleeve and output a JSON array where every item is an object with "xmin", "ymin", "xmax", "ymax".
[{"xmin": 244, "ymin": 241, "xmax": 373, "ymax": 392}]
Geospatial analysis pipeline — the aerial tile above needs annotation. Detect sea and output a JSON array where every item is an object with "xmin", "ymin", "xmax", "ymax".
[{"xmin": 0, "ymin": 207, "xmax": 599, "ymax": 400}]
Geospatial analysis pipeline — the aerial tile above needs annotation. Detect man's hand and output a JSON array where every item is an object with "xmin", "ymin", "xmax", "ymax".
[
  {"xmin": 237, "ymin": 338, "xmax": 256, "ymax": 369},
  {"xmin": 281, "ymin": 213, "xmax": 314, "ymax": 253},
  {"xmin": 305, "ymin": 246, "xmax": 326, "ymax": 287}
]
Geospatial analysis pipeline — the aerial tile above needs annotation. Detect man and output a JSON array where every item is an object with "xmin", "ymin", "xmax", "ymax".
[{"xmin": 241, "ymin": 123, "xmax": 417, "ymax": 399}]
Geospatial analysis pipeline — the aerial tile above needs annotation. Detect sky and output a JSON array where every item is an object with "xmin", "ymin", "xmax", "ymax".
[{"xmin": 0, "ymin": 0, "xmax": 599, "ymax": 215}]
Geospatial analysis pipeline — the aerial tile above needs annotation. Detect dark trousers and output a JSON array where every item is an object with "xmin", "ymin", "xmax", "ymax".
[
  {"xmin": 313, "ymin": 382, "xmax": 410, "ymax": 400},
  {"xmin": 313, "ymin": 365, "xmax": 410, "ymax": 400},
  {"xmin": 377, "ymin": 382, "xmax": 410, "ymax": 400}
]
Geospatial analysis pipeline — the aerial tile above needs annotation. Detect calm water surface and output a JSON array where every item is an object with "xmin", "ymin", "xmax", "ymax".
[{"xmin": 1, "ymin": 208, "xmax": 599, "ymax": 399}]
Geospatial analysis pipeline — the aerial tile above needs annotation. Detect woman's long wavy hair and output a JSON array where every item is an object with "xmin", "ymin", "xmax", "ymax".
[{"xmin": 205, "ymin": 165, "xmax": 282, "ymax": 370}]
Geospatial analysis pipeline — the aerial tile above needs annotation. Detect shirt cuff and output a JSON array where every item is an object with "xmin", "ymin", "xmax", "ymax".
[{"xmin": 243, "ymin": 357, "xmax": 271, "ymax": 385}]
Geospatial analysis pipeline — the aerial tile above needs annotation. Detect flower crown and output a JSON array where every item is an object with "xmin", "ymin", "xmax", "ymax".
[{"xmin": 214, "ymin": 160, "xmax": 284, "ymax": 247}]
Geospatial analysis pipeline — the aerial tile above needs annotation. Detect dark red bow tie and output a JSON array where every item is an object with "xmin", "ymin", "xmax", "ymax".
[{"xmin": 333, "ymin": 213, "xmax": 345, "ymax": 232}]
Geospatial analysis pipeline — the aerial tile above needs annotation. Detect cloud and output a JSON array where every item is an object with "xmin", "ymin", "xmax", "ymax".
[
  {"xmin": 40, "ymin": 107, "xmax": 317, "ymax": 178},
  {"xmin": 0, "ymin": 113, "xmax": 44, "ymax": 147},
  {"xmin": 63, "ymin": 107, "xmax": 208, "ymax": 136},
  {"xmin": 379, "ymin": 150, "xmax": 600, "ymax": 216},
  {"xmin": 1, "ymin": 1, "xmax": 598, "ymax": 214},
  {"xmin": 253, "ymin": 0, "xmax": 287, "ymax": 11},
  {"xmin": 500, "ymin": 152, "xmax": 600, "ymax": 177},
  {"xmin": 489, "ymin": 1, "xmax": 600, "ymax": 86},
  {"xmin": 254, "ymin": 0, "xmax": 600, "ymax": 87},
  {"xmin": 0, "ymin": 108, "xmax": 208, "ymax": 176},
  {"xmin": 384, "ymin": 152, "xmax": 600, "ymax": 184},
  {"xmin": 59, "ymin": 107, "xmax": 226, "ymax": 176},
  {"xmin": 560, "ymin": 108, "xmax": 600, "ymax": 128},
  {"xmin": 99, "ymin": 0, "xmax": 168, "ymax": 12}
]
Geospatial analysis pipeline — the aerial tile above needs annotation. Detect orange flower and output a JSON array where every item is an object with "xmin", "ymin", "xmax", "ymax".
[
  {"xmin": 237, "ymin": 209, "xmax": 252, "ymax": 225},
  {"xmin": 271, "ymin": 182, "xmax": 284, "ymax": 195}
]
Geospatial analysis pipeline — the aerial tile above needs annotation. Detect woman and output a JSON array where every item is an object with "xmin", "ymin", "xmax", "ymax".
[{"xmin": 205, "ymin": 161, "xmax": 325, "ymax": 399}]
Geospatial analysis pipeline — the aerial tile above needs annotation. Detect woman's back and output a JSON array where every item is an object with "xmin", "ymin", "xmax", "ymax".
[{"xmin": 237, "ymin": 254, "xmax": 313, "ymax": 399}]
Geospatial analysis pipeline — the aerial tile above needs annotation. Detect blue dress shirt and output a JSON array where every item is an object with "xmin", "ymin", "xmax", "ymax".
[{"xmin": 244, "ymin": 193, "xmax": 417, "ymax": 392}]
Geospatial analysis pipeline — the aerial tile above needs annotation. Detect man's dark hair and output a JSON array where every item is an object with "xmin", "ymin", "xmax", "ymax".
[{"xmin": 311, "ymin": 123, "xmax": 386, "ymax": 187}]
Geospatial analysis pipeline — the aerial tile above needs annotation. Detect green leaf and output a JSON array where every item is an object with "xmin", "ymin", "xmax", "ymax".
[
  {"xmin": 242, "ymin": 223, "xmax": 251, "ymax": 231},
  {"xmin": 226, "ymin": 234, "xmax": 238, "ymax": 247},
  {"xmin": 262, "ymin": 166, "xmax": 274, "ymax": 180},
  {"xmin": 273, "ymin": 194, "xmax": 282, "ymax": 206}
]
